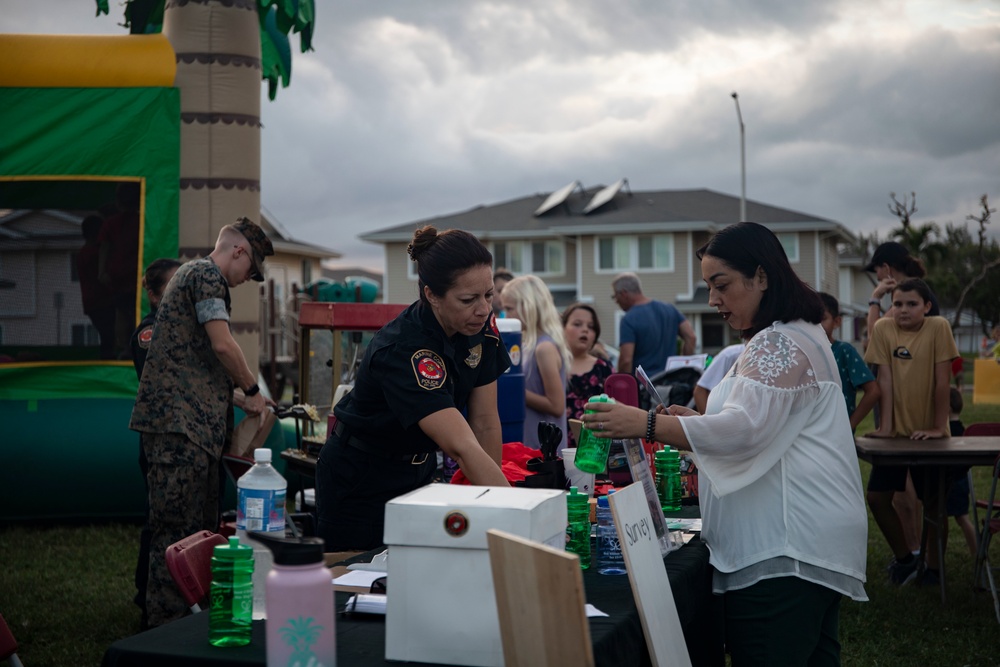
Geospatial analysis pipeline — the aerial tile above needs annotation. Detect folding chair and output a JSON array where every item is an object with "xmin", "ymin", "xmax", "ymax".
[
  {"xmin": 165, "ymin": 530, "xmax": 228, "ymax": 613},
  {"xmin": 0, "ymin": 612, "xmax": 24, "ymax": 667},
  {"xmin": 967, "ymin": 422, "xmax": 1000, "ymax": 623},
  {"xmin": 486, "ymin": 528, "xmax": 594, "ymax": 667}
]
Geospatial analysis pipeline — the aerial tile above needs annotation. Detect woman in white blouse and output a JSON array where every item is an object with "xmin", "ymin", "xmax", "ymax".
[{"xmin": 583, "ymin": 222, "xmax": 868, "ymax": 666}]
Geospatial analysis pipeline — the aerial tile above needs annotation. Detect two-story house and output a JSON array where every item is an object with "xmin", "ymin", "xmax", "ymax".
[{"xmin": 361, "ymin": 181, "xmax": 857, "ymax": 355}]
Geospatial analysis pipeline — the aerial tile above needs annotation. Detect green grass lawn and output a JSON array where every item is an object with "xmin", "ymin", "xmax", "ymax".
[{"xmin": 3, "ymin": 401, "xmax": 1000, "ymax": 667}]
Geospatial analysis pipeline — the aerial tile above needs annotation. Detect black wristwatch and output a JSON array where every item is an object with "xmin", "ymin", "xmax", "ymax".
[
  {"xmin": 868, "ymin": 299, "xmax": 882, "ymax": 308},
  {"xmin": 244, "ymin": 383, "xmax": 260, "ymax": 397}
]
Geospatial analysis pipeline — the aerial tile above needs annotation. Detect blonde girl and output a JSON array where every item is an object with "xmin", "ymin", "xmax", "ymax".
[{"xmin": 501, "ymin": 275, "xmax": 571, "ymax": 453}]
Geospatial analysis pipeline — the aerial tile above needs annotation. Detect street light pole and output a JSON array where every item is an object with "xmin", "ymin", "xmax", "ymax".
[{"xmin": 731, "ymin": 91, "xmax": 746, "ymax": 222}]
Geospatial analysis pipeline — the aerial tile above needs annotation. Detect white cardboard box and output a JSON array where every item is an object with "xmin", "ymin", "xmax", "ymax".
[{"xmin": 383, "ymin": 484, "xmax": 567, "ymax": 666}]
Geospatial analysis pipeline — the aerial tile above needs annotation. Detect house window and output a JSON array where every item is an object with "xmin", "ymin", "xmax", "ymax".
[
  {"xmin": 597, "ymin": 234, "xmax": 673, "ymax": 272},
  {"xmin": 301, "ymin": 259, "xmax": 312, "ymax": 286},
  {"xmin": 71, "ymin": 322, "xmax": 100, "ymax": 347},
  {"xmin": 493, "ymin": 240, "xmax": 564, "ymax": 276},
  {"xmin": 777, "ymin": 232, "xmax": 799, "ymax": 262}
]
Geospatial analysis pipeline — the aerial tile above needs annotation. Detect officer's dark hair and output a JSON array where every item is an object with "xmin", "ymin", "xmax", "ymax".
[
  {"xmin": 697, "ymin": 222, "xmax": 823, "ymax": 340},
  {"xmin": 407, "ymin": 226, "xmax": 492, "ymax": 301},
  {"xmin": 143, "ymin": 258, "xmax": 182, "ymax": 298},
  {"xmin": 892, "ymin": 277, "xmax": 933, "ymax": 305}
]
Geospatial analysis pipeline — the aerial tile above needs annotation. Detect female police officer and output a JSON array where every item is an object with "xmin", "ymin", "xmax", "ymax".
[{"xmin": 316, "ymin": 226, "xmax": 512, "ymax": 551}]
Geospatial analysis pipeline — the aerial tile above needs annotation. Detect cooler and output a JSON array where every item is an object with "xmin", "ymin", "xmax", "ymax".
[
  {"xmin": 495, "ymin": 318, "xmax": 525, "ymax": 444},
  {"xmin": 383, "ymin": 484, "xmax": 566, "ymax": 666}
]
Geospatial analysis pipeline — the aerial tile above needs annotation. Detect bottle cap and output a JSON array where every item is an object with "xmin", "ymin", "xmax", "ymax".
[
  {"xmin": 567, "ymin": 486, "xmax": 589, "ymax": 506},
  {"xmin": 596, "ymin": 489, "xmax": 615, "ymax": 508},
  {"xmin": 214, "ymin": 535, "xmax": 253, "ymax": 561},
  {"xmin": 249, "ymin": 532, "xmax": 325, "ymax": 566},
  {"xmin": 253, "ymin": 448, "xmax": 272, "ymax": 463},
  {"xmin": 496, "ymin": 318, "xmax": 522, "ymax": 333}
]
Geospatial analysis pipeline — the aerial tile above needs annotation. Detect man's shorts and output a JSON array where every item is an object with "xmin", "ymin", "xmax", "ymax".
[{"xmin": 867, "ymin": 464, "xmax": 908, "ymax": 493}]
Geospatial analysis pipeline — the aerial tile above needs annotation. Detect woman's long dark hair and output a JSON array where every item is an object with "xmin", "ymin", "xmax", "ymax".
[{"xmin": 697, "ymin": 222, "xmax": 823, "ymax": 339}]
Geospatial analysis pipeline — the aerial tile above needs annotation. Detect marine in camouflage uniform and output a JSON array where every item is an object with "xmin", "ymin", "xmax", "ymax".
[{"xmin": 130, "ymin": 219, "xmax": 272, "ymax": 627}]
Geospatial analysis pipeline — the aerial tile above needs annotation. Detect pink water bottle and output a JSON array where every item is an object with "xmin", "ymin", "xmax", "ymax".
[{"xmin": 251, "ymin": 532, "xmax": 336, "ymax": 667}]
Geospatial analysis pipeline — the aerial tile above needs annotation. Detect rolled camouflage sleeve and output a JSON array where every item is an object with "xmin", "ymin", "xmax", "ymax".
[{"xmin": 192, "ymin": 270, "xmax": 230, "ymax": 324}]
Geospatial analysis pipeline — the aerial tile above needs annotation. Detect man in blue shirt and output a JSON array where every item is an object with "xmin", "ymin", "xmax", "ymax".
[{"xmin": 613, "ymin": 272, "xmax": 696, "ymax": 373}]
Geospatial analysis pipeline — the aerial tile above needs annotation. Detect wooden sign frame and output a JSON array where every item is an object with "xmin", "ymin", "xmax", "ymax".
[{"xmin": 608, "ymin": 483, "xmax": 692, "ymax": 667}]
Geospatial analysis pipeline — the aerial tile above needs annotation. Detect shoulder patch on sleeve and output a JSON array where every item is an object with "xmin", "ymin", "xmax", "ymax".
[
  {"xmin": 411, "ymin": 349, "xmax": 447, "ymax": 390},
  {"xmin": 137, "ymin": 325, "xmax": 154, "ymax": 349}
]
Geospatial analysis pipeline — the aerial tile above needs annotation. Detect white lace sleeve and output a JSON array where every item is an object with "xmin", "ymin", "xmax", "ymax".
[{"xmin": 679, "ymin": 326, "xmax": 820, "ymax": 496}]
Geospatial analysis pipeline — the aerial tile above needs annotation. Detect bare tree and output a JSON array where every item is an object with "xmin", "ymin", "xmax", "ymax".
[
  {"xmin": 968, "ymin": 194, "xmax": 997, "ymax": 260},
  {"xmin": 952, "ymin": 195, "xmax": 1000, "ymax": 329},
  {"xmin": 888, "ymin": 192, "xmax": 917, "ymax": 231}
]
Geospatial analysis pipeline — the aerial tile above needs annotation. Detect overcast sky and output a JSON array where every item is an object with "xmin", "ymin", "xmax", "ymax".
[{"xmin": 5, "ymin": 0, "xmax": 999, "ymax": 272}]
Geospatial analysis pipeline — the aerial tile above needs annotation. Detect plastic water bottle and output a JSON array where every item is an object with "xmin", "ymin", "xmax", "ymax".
[
  {"xmin": 209, "ymin": 536, "xmax": 254, "ymax": 647},
  {"xmin": 595, "ymin": 492, "xmax": 626, "ymax": 575},
  {"xmin": 663, "ymin": 448, "xmax": 682, "ymax": 514},
  {"xmin": 655, "ymin": 448, "xmax": 683, "ymax": 514},
  {"xmin": 251, "ymin": 532, "xmax": 337, "ymax": 667},
  {"xmin": 237, "ymin": 447, "xmax": 287, "ymax": 620},
  {"xmin": 565, "ymin": 486, "xmax": 591, "ymax": 571},
  {"xmin": 574, "ymin": 394, "xmax": 616, "ymax": 473}
]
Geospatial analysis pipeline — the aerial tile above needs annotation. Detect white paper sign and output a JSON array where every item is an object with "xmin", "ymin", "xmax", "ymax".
[{"xmin": 608, "ymin": 484, "xmax": 692, "ymax": 667}]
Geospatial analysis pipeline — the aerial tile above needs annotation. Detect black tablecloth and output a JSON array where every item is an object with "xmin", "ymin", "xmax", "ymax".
[{"xmin": 103, "ymin": 538, "xmax": 722, "ymax": 667}]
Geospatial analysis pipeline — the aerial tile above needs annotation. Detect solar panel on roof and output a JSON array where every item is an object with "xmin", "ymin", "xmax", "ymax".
[
  {"xmin": 534, "ymin": 180, "xmax": 580, "ymax": 216},
  {"xmin": 583, "ymin": 178, "xmax": 627, "ymax": 214}
]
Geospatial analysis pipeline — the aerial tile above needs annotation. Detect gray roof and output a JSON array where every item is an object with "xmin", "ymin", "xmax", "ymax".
[{"xmin": 361, "ymin": 186, "xmax": 854, "ymax": 243}]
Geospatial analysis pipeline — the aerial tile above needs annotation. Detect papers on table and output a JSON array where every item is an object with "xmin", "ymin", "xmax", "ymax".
[
  {"xmin": 585, "ymin": 604, "xmax": 608, "ymax": 618},
  {"xmin": 332, "ymin": 569, "xmax": 386, "ymax": 588},
  {"xmin": 665, "ymin": 518, "xmax": 702, "ymax": 532},
  {"xmin": 345, "ymin": 593, "xmax": 387, "ymax": 615},
  {"xmin": 346, "ymin": 548, "xmax": 388, "ymax": 571}
]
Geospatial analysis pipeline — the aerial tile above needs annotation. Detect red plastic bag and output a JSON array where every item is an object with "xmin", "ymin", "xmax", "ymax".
[{"xmin": 450, "ymin": 442, "xmax": 541, "ymax": 486}]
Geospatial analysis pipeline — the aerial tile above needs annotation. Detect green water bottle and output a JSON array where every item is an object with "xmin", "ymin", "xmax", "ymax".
[
  {"xmin": 209, "ymin": 536, "xmax": 254, "ymax": 647},
  {"xmin": 575, "ymin": 394, "xmax": 616, "ymax": 473},
  {"xmin": 661, "ymin": 448, "xmax": 682, "ymax": 514},
  {"xmin": 654, "ymin": 449, "xmax": 670, "ymax": 511},
  {"xmin": 565, "ymin": 486, "xmax": 592, "ymax": 570}
]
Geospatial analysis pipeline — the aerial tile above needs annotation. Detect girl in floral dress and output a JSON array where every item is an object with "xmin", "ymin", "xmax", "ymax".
[{"xmin": 561, "ymin": 303, "xmax": 613, "ymax": 449}]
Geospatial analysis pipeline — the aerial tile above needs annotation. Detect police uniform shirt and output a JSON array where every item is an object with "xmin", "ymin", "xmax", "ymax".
[
  {"xmin": 130, "ymin": 258, "xmax": 235, "ymax": 457},
  {"xmin": 334, "ymin": 300, "xmax": 511, "ymax": 455}
]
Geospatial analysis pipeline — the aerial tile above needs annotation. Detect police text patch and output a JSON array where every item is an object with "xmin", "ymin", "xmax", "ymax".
[{"xmin": 411, "ymin": 349, "xmax": 447, "ymax": 390}]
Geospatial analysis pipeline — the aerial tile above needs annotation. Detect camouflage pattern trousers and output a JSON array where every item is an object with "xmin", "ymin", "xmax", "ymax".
[{"xmin": 143, "ymin": 432, "xmax": 220, "ymax": 627}]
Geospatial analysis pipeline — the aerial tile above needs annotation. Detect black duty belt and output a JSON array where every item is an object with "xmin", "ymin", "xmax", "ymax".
[{"xmin": 333, "ymin": 420, "xmax": 433, "ymax": 465}]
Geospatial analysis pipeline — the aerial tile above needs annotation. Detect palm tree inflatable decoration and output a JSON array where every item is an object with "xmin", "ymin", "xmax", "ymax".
[
  {"xmin": 93, "ymin": 0, "xmax": 317, "ymax": 370},
  {"xmin": 95, "ymin": 0, "xmax": 315, "ymax": 100}
]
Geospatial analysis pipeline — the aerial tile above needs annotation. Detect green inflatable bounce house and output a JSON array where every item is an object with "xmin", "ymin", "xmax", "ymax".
[{"xmin": 0, "ymin": 34, "xmax": 283, "ymax": 520}]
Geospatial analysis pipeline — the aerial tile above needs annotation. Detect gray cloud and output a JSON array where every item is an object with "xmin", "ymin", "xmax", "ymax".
[{"xmin": 3, "ymin": 0, "xmax": 998, "ymax": 268}]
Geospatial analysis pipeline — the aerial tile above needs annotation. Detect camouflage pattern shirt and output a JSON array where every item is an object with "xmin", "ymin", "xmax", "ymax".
[{"xmin": 130, "ymin": 258, "xmax": 234, "ymax": 457}]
